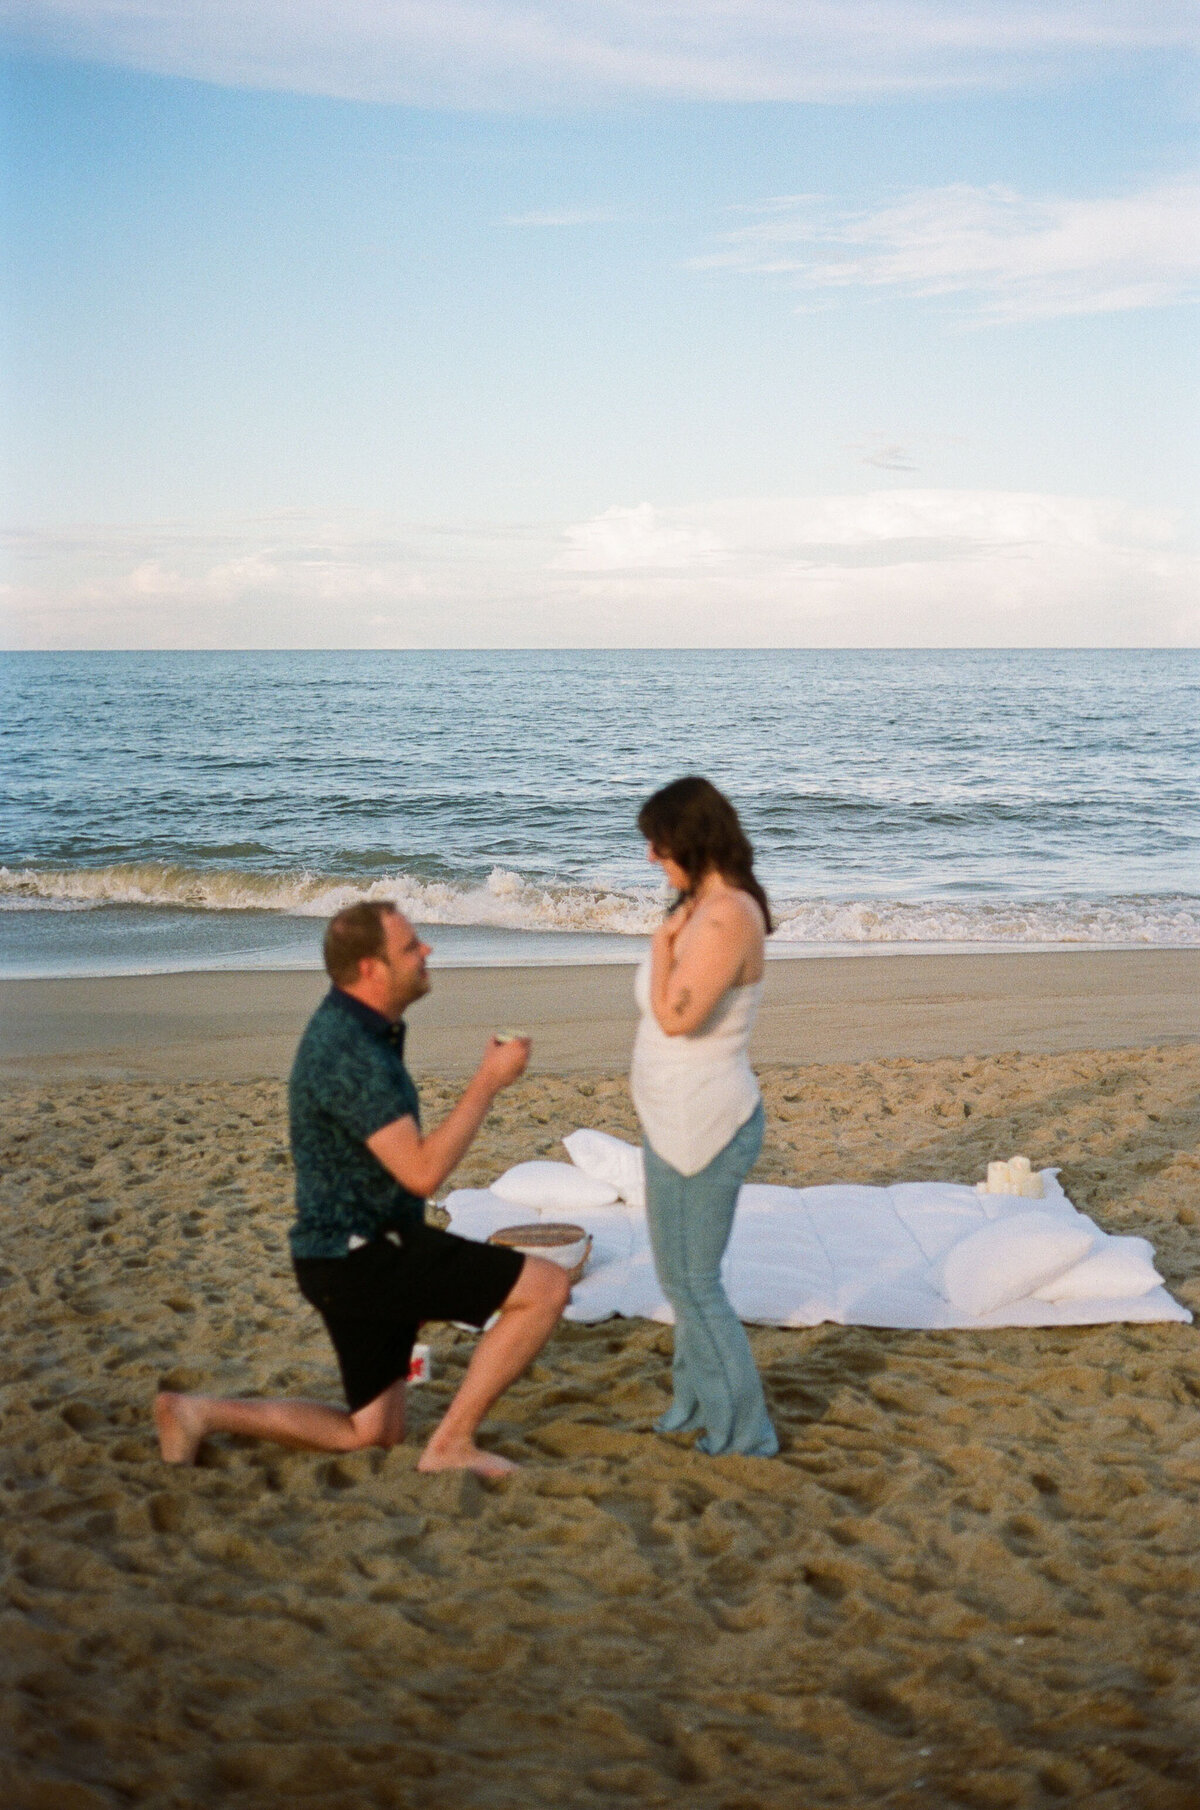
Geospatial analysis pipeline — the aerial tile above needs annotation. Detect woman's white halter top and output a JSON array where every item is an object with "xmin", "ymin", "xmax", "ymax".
[{"xmin": 630, "ymin": 955, "xmax": 762, "ymax": 1177}]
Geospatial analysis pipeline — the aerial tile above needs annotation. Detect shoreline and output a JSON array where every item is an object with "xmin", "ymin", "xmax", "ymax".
[
  {"xmin": 3, "ymin": 947, "xmax": 1198, "ymax": 1082},
  {"xmin": 2, "ymin": 935, "xmax": 1195, "ymax": 985}
]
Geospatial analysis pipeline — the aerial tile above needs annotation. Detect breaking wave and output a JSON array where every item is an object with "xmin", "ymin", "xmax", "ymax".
[
  {"xmin": 0, "ymin": 863, "xmax": 663, "ymax": 933},
  {"xmin": 770, "ymin": 897, "xmax": 1200, "ymax": 947},
  {"xmin": 2, "ymin": 864, "xmax": 1199, "ymax": 947}
]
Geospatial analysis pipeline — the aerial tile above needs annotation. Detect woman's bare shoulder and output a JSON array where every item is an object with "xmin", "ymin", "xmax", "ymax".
[
  {"xmin": 722, "ymin": 884, "xmax": 767, "ymax": 928},
  {"xmin": 693, "ymin": 885, "xmax": 764, "ymax": 939}
]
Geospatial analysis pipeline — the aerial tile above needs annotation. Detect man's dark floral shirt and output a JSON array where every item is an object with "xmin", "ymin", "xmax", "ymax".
[{"xmin": 288, "ymin": 988, "xmax": 424, "ymax": 1259}]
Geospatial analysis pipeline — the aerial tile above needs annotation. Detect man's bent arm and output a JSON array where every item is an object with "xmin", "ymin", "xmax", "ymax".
[{"xmin": 367, "ymin": 1037, "xmax": 528, "ymax": 1198}]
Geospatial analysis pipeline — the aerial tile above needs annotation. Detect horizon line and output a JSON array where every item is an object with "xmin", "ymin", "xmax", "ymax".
[{"xmin": 1, "ymin": 645, "xmax": 1193, "ymax": 656}]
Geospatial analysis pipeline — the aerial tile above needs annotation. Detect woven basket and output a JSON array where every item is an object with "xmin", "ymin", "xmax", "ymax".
[{"xmin": 488, "ymin": 1221, "xmax": 593, "ymax": 1285}]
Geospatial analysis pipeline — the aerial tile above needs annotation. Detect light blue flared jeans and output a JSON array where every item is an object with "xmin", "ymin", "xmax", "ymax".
[{"xmin": 643, "ymin": 1101, "xmax": 778, "ymax": 1457}]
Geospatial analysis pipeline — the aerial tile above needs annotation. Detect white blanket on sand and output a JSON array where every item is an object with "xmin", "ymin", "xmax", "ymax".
[{"xmin": 443, "ymin": 1147, "xmax": 1191, "ymax": 1331}]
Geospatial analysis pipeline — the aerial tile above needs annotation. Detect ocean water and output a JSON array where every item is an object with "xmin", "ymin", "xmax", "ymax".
[{"xmin": 1, "ymin": 649, "xmax": 1197, "ymax": 977}]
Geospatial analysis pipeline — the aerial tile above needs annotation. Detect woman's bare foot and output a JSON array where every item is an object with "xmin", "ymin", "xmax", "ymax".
[
  {"xmin": 154, "ymin": 1392, "xmax": 208, "ymax": 1464},
  {"xmin": 417, "ymin": 1440, "xmax": 519, "ymax": 1478}
]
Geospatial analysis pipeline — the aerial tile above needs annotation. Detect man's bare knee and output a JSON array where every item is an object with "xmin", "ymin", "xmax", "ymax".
[
  {"xmin": 530, "ymin": 1256, "xmax": 571, "ymax": 1314},
  {"xmin": 349, "ymin": 1384, "xmax": 405, "ymax": 1450},
  {"xmin": 502, "ymin": 1255, "xmax": 570, "ymax": 1317},
  {"xmin": 354, "ymin": 1421, "xmax": 401, "ymax": 1451}
]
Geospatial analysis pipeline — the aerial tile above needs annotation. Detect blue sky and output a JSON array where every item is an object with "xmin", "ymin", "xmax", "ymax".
[{"xmin": 3, "ymin": 2, "xmax": 1198, "ymax": 647}]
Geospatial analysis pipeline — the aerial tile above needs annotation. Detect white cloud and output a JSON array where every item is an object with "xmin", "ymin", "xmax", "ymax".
[
  {"xmin": 5, "ymin": 2, "xmax": 1197, "ymax": 106},
  {"xmin": 0, "ymin": 516, "xmax": 444, "ymax": 647},
  {"xmin": 549, "ymin": 492, "xmax": 1198, "ymax": 646},
  {"xmin": 565, "ymin": 490, "xmax": 1181, "ymax": 554},
  {"xmin": 3, "ymin": 492, "xmax": 1195, "ymax": 648},
  {"xmin": 125, "ymin": 559, "xmax": 186, "ymax": 597},
  {"xmin": 699, "ymin": 180, "xmax": 1200, "ymax": 320},
  {"xmin": 557, "ymin": 502, "xmax": 724, "ymax": 570}
]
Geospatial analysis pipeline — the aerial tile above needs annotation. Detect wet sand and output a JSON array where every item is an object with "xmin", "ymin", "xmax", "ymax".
[
  {"xmin": 3, "ymin": 947, "xmax": 1199, "ymax": 1080},
  {"xmin": 2, "ymin": 965, "xmax": 1199, "ymax": 1807}
]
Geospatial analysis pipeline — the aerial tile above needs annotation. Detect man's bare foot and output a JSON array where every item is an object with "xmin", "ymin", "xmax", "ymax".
[
  {"xmin": 417, "ymin": 1440, "xmax": 519, "ymax": 1478},
  {"xmin": 154, "ymin": 1391, "xmax": 207, "ymax": 1464}
]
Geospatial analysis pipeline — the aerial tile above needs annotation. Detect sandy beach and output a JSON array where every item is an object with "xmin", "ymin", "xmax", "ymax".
[
  {"xmin": 4, "ymin": 947, "xmax": 1199, "ymax": 1081},
  {"xmin": 2, "ymin": 956, "xmax": 1199, "ymax": 1808}
]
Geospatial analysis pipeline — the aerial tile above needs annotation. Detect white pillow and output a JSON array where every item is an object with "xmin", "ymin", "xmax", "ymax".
[
  {"xmin": 1033, "ymin": 1235, "xmax": 1163, "ymax": 1302},
  {"xmin": 936, "ymin": 1211, "xmax": 1095, "ymax": 1317},
  {"xmin": 490, "ymin": 1161, "xmax": 619, "ymax": 1211},
  {"xmin": 562, "ymin": 1129, "xmax": 645, "ymax": 1207}
]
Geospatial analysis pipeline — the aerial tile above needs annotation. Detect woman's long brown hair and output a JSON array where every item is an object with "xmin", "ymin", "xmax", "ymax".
[{"xmin": 637, "ymin": 776, "xmax": 774, "ymax": 934}]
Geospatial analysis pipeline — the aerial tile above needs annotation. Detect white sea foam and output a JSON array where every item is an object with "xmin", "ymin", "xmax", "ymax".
[
  {"xmin": 771, "ymin": 897, "xmax": 1200, "ymax": 947},
  {"xmin": 2, "ymin": 864, "xmax": 1198, "ymax": 947},
  {"xmin": 0, "ymin": 864, "xmax": 663, "ymax": 933}
]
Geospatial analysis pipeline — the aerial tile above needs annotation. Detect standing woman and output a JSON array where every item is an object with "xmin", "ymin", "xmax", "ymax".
[{"xmin": 631, "ymin": 776, "xmax": 778, "ymax": 1458}]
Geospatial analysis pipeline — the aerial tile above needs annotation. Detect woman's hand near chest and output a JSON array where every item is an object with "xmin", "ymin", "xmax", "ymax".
[{"xmin": 649, "ymin": 884, "xmax": 764, "ymax": 1036}]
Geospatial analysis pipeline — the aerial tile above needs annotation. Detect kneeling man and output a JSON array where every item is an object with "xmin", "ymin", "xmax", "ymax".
[{"xmin": 155, "ymin": 901, "xmax": 569, "ymax": 1477}]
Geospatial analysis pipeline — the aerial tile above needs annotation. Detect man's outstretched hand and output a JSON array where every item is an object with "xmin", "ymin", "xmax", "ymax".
[
  {"xmin": 479, "ymin": 1035, "xmax": 531, "ymax": 1091},
  {"xmin": 368, "ymin": 1034, "xmax": 533, "ymax": 1196}
]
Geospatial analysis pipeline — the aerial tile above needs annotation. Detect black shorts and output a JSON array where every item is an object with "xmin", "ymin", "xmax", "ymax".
[{"xmin": 292, "ymin": 1223, "xmax": 525, "ymax": 1413}]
